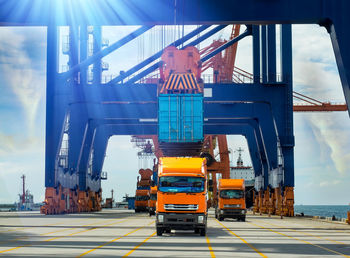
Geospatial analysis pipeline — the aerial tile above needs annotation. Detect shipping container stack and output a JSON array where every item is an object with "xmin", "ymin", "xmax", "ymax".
[
  {"xmin": 135, "ymin": 168, "xmax": 153, "ymax": 212},
  {"xmin": 158, "ymin": 46, "xmax": 204, "ymax": 157}
]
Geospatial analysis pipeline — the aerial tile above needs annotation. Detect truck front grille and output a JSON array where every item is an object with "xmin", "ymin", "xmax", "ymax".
[
  {"xmin": 224, "ymin": 204, "xmax": 241, "ymax": 208},
  {"xmin": 164, "ymin": 204, "xmax": 198, "ymax": 211}
]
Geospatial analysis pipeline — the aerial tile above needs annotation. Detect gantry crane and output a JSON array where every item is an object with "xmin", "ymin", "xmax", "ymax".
[
  {"xmin": 202, "ymin": 27, "xmax": 348, "ymax": 111},
  {"xmin": 137, "ymin": 24, "xmax": 347, "ymax": 214}
]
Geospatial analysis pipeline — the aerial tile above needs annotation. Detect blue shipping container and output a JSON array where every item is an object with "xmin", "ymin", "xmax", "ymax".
[
  {"xmin": 158, "ymin": 94, "xmax": 203, "ymax": 142},
  {"xmin": 128, "ymin": 198, "xmax": 135, "ymax": 210}
]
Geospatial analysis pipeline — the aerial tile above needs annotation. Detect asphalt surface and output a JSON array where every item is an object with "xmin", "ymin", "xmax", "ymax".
[{"xmin": 1, "ymin": 209, "xmax": 350, "ymax": 257}]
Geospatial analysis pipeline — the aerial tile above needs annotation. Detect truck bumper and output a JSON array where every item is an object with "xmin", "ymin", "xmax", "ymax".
[
  {"xmin": 156, "ymin": 213, "xmax": 206, "ymax": 230},
  {"xmin": 135, "ymin": 206, "xmax": 148, "ymax": 212},
  {"xmin": 218, "ymin": 209, "xmax": 246, "ymax": 219}
]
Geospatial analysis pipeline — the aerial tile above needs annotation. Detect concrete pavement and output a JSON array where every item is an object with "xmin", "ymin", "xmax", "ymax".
[{"xmin": 1, "ymin": 209, "xmax": 350, "ymax": 257}]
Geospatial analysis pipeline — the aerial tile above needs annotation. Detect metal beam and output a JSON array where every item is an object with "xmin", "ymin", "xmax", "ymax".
[
  {"xmin": 45, "ymin": 24, "xmax": 61, "ymax": 187},
  {"xmin": 201, "ymin": 25, "xmax": 252, "ymax": 63},
  {"xmin": 123, "ymin": 25, "xmax": 227, "ymax": 85},
  {"xmin": 0, "ymin": 0, "xmax": 342, "ymax": 26},
  {"xmin": 107, "ymin": 25, "xmax": 210, "ymax": 85},
  {"xmin": 61, "ymin": 26, "xmax": 153, "ymax": 80}
]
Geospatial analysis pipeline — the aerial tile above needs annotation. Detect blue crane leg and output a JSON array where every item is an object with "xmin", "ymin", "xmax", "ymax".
[
  {"xmin": 45, "ymin": 25, "xmax": 67, "ymax": 188},
  {"xmin": 280, "ymin": 24, "xmax": 294, "ymax": 187},
  {"xmin": 252, "ymin": 26, "xmax": 260, "ymax": 84},
  {"xmin": 267, "ymin": 25, "xmax": 277, "ymax": 83},
  {"xmin": 68, "ymin": 105, "xmax": 88, "ymax": 179},
  {"xmin": 77, "ymin": 122, "xmax": 96, "ymax": 191},
  {"xmin": 222, "ymin": 125, "xmax": 263, "ymax": 178},
  {"xmin": 92, "ymin": 126, "xmax": 109, "ymax": 179},
  {"xmin": 92, "ymin": 26, "xmax": 102, "ymax": 85},
  {"xmin": 79, "ymin": 26, "xmax": 88, "ymax": 85},
  {"xmin": 330, "ymin": 12, "xmax": 350, "ymax": 115},
  {"xmin": 261, "ymin": 25, "xmax": 267, "ymax": 84}
]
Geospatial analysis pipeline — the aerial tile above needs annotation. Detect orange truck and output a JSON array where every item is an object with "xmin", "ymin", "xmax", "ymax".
[
  {"xmin": 215, "ymin": 179, "xmax": 246, "ymax": 221},
  {"xmin": 156, "ymin": 157, "xmax": 208, "ymax": 236},
  {"xmin": 148, "ymin": 186, "xmax": 157, "ymax": 216},
  {"xmin": 135, "ymin": 189, "xmax": 149, "ymax": 212}
]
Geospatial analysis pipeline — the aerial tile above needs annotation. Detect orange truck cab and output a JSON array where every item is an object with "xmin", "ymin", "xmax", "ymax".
[
  {"xmin": 156, "ymin": 157, "xmax": 207, "ymax": 236},
  {"xmin": 135, "ymin": 189, "xmax": 149, "ymax": 213},
  {"xmin": 215, "ymin": 179, "xmax": 246, "ymax": 221},
  {"xmin": 148, "ymin": 186, "xmax": 157, "ymax": 216}
]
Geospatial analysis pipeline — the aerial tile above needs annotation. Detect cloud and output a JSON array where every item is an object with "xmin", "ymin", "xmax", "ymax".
[
  {"xmin": 0, "ymin": 27, "xmax": 46, "ymax": 136},
  {"xmin": 307, "ymin": 113, "xmax": 350, "ymax": 175},
  {"xmin": 0, "ymin": 132, "xmax": 16, "ymax": 155},
  {"xmin": 0, "ymin": 131, "xmax": 42, "ymax": 157},
  {"xmin": 319, "ymin": 180, "xmax": 341, "ymax": 187},
  {"xmin": 292, "ymin": 25, "xmax": 350, "ymax": 176}
]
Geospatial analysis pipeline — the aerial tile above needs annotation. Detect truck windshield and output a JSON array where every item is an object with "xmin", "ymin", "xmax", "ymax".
[
  {"xmin": 150, "ymin": 194, "xmax": 157, "ymax": 200},
  {"xmin": 220, "ymin": 190, "xmax": 244, "ymax": 199},
  {"xmin": 135, "ymin": 195, "xmax": 149, "ymax": 201},
  {"xmin": 159, "ymin": 176, "xmax": 205, "ymax": 193}
]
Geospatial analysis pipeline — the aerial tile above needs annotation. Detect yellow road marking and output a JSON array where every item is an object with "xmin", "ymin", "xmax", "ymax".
[
  {"xmin": 122, "ymin": 231, "xmax": 156, "ymax": 257},
  {"xmin": 0, "ymin": 218, "xmax": 92, "ymax": 234},
  {"xmin": 206, "ymin": 235, "xmax": 216, "ymax": 258},
  {"xmin": 0, "ymin": 218, "xmax": 128, "ymax": 254},
  {"xmin": 41, "ymin": 218, "xmax": 115, "ymax": 236},
  {"xmin": 77, "ymin": 221, "xmax": 155, "ymax": 257},
  {"xmin": 44, "ymin": 227, "xmax": 98, "ymax": 242},
  {"xmin": 249, "ymin": 221, "xmax": 350, "ymax": 258},
  {"xmin": 262, "ymin": 220, "xmax": 347, "ymax": 245},
  {"xmin": 217, "ymin": 220, "xmax": 267, "ymax": 258},
  {"xmin": 286, "ymin": 220, "xmax": 350, "ymax": 236},
  {"xmin": 0, "ymin": 221, "xmax": 65, "ymax": 233},
  {"xmin": 0, "ymin": 218, "xmax": 110, "ymax": 245}
]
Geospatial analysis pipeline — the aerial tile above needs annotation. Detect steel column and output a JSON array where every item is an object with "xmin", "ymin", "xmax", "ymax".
[
  {"xmin": 45, "ymin": 24, "xmax": 61, "ymax": 187},
  {"xmin": 280, "ymin": 24, "xmax": 294, "ymax": 187},
  {"xmin": 261, "ymin": 25, "xmax": 267, "ymax": 84},
  {"xmin": 267, "ymin": 25, "xmax": 276, "ymax": 83},
  {"xmin": 92, "ymin": 126, "xmax": 109, "ymax": 179},
  {"xmin": 252, "ymin": 25, "xmax": 260, "ymax": 84},
  {"xmin": 329, "ymin": 7, "xmax": 350, "ymax": 115},
  {"xmin": 77, "ymin": 122, "xmax": 96, "ymax": 190},
  {"xmin": 92, "ymin": 26, "xmax": 102, "ymax": 85}
]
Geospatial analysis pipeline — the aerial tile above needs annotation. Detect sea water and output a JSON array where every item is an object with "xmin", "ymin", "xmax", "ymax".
[{"xmin": 294, "ymin": 205, "xmax": 349, "ymax": 219}]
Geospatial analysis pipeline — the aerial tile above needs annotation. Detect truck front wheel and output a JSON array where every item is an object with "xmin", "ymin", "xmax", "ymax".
[
  {"xmin": 218, "ymin": 216, "xmax": 224, "ymax": 221},
  {"xmin": 156, "ymin": 226, "xmax": 163, "ymax": 236},
  {"xmin": 200, "ymin": 227, "xmax": 206, "ymax": 236}
]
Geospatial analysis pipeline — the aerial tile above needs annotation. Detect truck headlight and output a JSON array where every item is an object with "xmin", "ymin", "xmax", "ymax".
[
  {"xmin": 198, "ymin": 215, "xmax": 204, "ymax": 223},
  {"xmin": 220, "ymin": 210, "xmax": 224, "ymax": 214},
  {"xmin": 241, "ymin": 210, "xmax": 246, "ymax": 214},
  {"xmin": 158, "ymin": 214, "xmax": 164, "ymax": 223}
]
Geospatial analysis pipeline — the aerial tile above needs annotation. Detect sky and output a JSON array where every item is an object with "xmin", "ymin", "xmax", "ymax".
[{"xmin": 0, "ymin": 24, "xmax": 349, "ymax": 205}]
